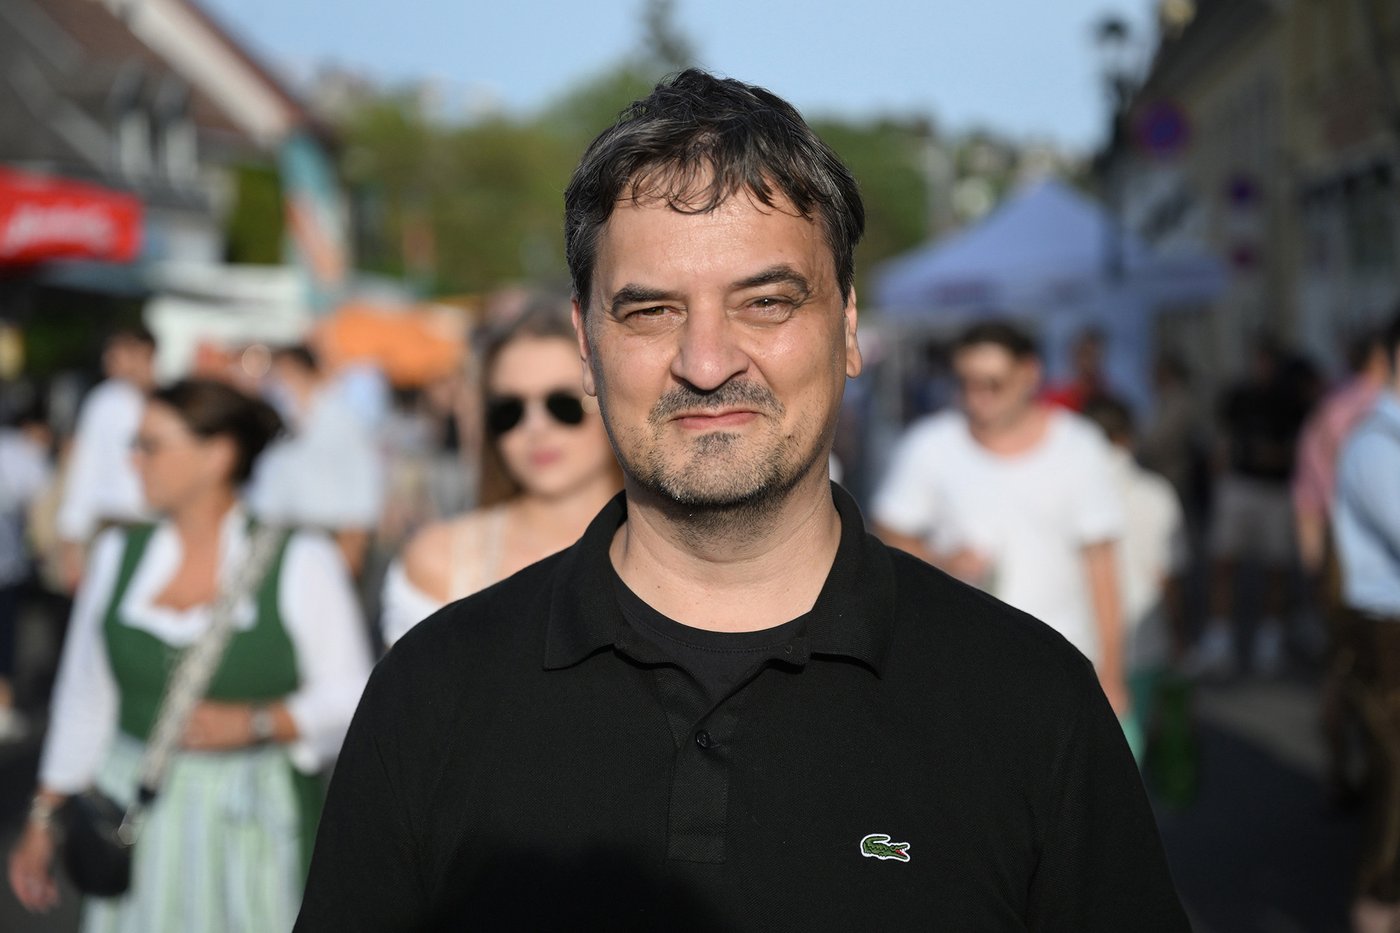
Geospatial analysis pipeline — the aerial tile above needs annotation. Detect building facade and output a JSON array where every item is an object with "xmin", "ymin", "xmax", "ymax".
[{"xmin": 1105, "ymin": 0, "xmax": 1400, "ymax": 382}]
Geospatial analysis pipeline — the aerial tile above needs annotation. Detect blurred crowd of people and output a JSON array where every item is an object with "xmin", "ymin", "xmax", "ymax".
[
  {"xmin": 0, "ymin": 292, "xmax": 627, "ymax": 929},
  {"xmin": 0, "ymin": 299, "xmax": 1398, "ymax": 928},
  {"xmin": 874, "ymin": 313, "xmax": 1400, "ymax": 932}
]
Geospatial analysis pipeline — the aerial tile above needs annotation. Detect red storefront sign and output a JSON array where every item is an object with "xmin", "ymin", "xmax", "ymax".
[{"xmin": 0, "ymin": 166, "xmax": 142, "ymax": 264}]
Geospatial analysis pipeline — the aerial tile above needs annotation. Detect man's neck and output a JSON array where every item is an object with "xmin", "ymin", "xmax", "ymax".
[
  {"xmin": 968, "ymin": 403, "xmax": 1049, "ymax": 456},
  {"xmin": 610, "ymin": 469, "xmax": 841, "ymax": 633}
]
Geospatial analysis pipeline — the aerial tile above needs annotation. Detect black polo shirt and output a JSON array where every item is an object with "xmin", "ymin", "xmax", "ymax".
[{"xmin": 296, "ymin": 486, "xmax": 1189, "ymax": 931}]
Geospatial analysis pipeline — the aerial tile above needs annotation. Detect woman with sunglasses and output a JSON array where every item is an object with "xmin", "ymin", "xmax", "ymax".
[
  {"xmin": 8, "ymin": 379, "xmax": 372, "ymax": 931},
  {"xmin": 380, "ymin": 302, "xmax": 621, "ymax": 647}
]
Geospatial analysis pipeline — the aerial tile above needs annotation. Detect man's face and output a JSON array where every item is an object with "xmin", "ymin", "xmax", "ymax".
[
  {"xmin": 574, "ymin": 189, "xmax": 861, "ymax": 510},
  {"xmin": 953, "ymin": 343, "xmax": 1039, "ymax": 431},
  {"xmin": 103, "ymin": 339, "xmax": 150, "ymax": 383}
]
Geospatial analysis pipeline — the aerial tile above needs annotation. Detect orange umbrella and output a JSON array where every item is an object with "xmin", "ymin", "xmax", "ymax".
[{"xmin": 316, "ymin": 302, "xmax": 468, "ymax": 387}]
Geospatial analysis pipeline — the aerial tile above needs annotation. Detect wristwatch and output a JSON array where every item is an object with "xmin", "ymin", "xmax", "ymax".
[{"xmin": 249, "ymin": 705, "xmax": 276, "ymax": 744}]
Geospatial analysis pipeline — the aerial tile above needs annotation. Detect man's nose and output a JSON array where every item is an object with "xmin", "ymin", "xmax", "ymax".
[{"xmin": 670, "ymin": 306, "xmax": 750, "ymax": 392}]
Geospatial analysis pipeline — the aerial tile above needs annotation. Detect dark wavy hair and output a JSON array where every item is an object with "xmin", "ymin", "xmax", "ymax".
[
  {"xmin": 149, "ymin": 379, "xmax": 283, "ymax": 484},
  {"xmin": 955, "ymin": 320, "xmax": 1040, "ymax": 361},
  {"xmin": 564, "ymin": 69, "xmax": 865, "ymax": 314}
]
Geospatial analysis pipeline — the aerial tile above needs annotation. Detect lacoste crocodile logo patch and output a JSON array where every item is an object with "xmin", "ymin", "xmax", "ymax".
[{"xmin": 859, "ymin": 833, "xmax": 911, "ymax": 862}]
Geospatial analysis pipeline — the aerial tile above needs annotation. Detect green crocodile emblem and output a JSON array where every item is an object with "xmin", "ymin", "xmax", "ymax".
[{"xmin": 859, "ymin": 833, "xmax": 911, "ymax": 862}]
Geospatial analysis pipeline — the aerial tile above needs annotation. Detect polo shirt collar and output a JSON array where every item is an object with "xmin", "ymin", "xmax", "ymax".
[{"xmin": 543, "ymin": 483, "xmax": 896, "ymax": 675}]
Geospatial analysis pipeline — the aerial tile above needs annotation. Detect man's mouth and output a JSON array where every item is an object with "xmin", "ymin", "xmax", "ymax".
[{"xmin": 672, "ymin": 409, "xmax": 758, "ymax": 430}]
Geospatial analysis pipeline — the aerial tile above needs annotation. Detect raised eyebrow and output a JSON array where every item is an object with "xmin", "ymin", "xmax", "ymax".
[
  {"xmin": 731, "ymin": 265, "xmax": 813, "ymax": 298},
  {"xmin": 609, "ymin": 284, "xmax": 679, "ymax": 315}
]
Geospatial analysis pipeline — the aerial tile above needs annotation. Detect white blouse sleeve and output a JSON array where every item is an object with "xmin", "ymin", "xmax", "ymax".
[
  {"xmin": 379, "ymin": 558, "xmax": 446, "ymax": 648},
  {"xmin": 37, "ymin": 529, "xmax": 124, "ymax": 793},
  {"xmin": 55, "ymin": 389, "xmax": 114, "ymax": 541},
  {"xmin": 278, "ymin": 531, "xmax": 374, "ymax": 772}
]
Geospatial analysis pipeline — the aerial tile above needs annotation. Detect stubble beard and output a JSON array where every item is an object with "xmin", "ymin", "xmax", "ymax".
[{"xmin": 602, "ymin": 381, "xmax": 824, "ymax": 539}]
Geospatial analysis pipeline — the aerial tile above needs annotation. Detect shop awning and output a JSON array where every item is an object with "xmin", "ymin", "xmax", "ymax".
[{"xmin": 0, "ymin": 166, "xmax": 142, "ymax": 265}]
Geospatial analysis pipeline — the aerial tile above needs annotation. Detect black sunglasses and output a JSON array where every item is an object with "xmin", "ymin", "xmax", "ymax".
[{"xmin": 486, "ymin": 391, "xmax": 587, "ymax": 435}]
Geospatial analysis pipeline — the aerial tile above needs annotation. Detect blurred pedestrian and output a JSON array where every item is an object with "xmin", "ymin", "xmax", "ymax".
[
  {"xmin": 380, "ymin": 302, "xmax": 621, "ymax": 647},
  {"xmin": 295, "ymin": 70, "xmax": 1185, "ymax": 930},
  {"xmin": 0, "ymin": 401, "xmax": 53, "ymax": 740},
  {"xmin": 1083, "ymin": 396, "xmax": 1188, "ymax": 762},
  {"xmin": 872, "ymin": 320, "xmax": 1130, "ymax": 716},
  {"xmin": 248, "ymin": 345, "xmax": 384, "ymax": 578},
  {"xmin": 1137, "ymin": 354, "xmax": 1199, "ymax": 508},
  {"xmin": 1190, "ymin": 338, "xmax": 1311, "ymax": 678},
  {"xmin": 1043, "ymin": 325, "xmax": 1117, "ymax": 413},
  {"xmin": 7, "ymin": 379, "xmax": 372, "ymax": 931},
  {"xmin": 1296, "ymin": 327, "xmax": 1388, "ymax": 804},
  {"xmin": 54, "ymin": 326, "xmax": 156, "ymax": 593},
  {"xmin": 1333, "ymin": 314, "xmax": 1400, "ymax": 933},
  {"xmin": 1295, "ymin": 329, "xmax": 1388, "ymax": 577}
]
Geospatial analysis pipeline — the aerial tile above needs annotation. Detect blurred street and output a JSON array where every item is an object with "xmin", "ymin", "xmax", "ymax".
[{"xmin": 0, "ymin": 669, "xmax": 1362, "ymax": 931}]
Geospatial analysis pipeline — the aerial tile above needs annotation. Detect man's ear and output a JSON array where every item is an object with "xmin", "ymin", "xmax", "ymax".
[
  {"xmin": 844, "ymin": 288, "xmax": 862, "ymax": 379},
  {"xmin": 571, "ymin": 298, "xmax": 597, "ymax": 397}
]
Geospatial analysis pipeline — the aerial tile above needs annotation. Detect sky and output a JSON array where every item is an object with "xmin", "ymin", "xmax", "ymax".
[{"xmin": 200, "ymin": 0, "xmax": 1157, "ymax": 154}]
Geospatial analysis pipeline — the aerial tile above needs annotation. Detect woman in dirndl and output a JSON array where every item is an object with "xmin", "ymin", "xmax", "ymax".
[{"xmin": 7, "ymin": 378, "xmax": 372, "ymax": 932}]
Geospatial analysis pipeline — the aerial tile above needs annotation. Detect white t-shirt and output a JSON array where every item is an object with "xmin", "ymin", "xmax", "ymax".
[
  {"xmin": 55, "ymin": 379, "xmax": 148, "ymax": 541},
  {"xmin": 872, "ymin": 408, "xmax": 1125, "ymax": 663},
  {"xmin": 248, "ymin": 389, "xmax": 384, "ymax": 530},
  {"xmin": 1108, "ymin": 447, "xmax": 1187, "ymax": 670}
]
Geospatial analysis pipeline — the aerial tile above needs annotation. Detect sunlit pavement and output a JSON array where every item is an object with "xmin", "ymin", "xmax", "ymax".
[{"xmin": 0, "ymin": 674, "xmax": 1362, "ymax": 932}]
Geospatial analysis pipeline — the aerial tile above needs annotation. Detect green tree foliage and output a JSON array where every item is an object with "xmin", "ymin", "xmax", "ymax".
[
  {"xmin": 337, "ymin": 84, "xmax": 937, "ymax": 299},
  {"xmin": 811, "ymin": 118, "xmax": 932, "ymax": 294},
  {"xmin": 224, "ymin": 164, "xmax": 284, "ymax": 265}
]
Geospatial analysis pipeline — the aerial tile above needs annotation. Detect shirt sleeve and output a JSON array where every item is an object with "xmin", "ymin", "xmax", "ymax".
[
  {"xmin": 55, "ymin": 389, "xmax": 117, "ymax": 541},
  {"xmin": 1071, "ymin": 428, "xmax": 1126, "ymax": 546},
  {"xmin": 871, "ymin": 420, "xmax": 944, "ymax": 539},
  {"xmin": 295, "ymin": 646, "xmax": 434, "ymax": 932},
  {"xmin": 279, "ymin": 532, "xmax": 375, "ymax": 772},
  {"xmin": 1025, "ymin": 666, "xmax": 1191, "ymax": 929},
  {"xmin": 1340, "ymin": 430, "xmax": 1400, "ymax": 557},
  {"xmin": 37, "ymin": 529, "xmax": 123, "ymax": 793}
]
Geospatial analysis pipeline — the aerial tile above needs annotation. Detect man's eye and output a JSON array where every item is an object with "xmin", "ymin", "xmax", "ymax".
[{"xmin": 746, "ymin": 296, "xmax": 794, "ymax": 316}]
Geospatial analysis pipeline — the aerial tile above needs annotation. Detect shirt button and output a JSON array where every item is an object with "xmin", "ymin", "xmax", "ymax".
[
  {"xmin": 783, "ymin": 644, "xmax": 793, "ymax": 655},
  {"xmin": 695, "ymin": 730, "xmax": 713, "ymax": 750}
]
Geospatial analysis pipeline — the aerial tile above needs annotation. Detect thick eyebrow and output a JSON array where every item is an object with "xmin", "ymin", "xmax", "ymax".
[
  {"xmin": 607, "ymin": 264, "xmax": 814, "ymax": 316},
  {"xmin": 731, "ymin": 264, "xmax": 813, "ymax": 300},
  {"xmin": 608, "ymin": 284, "xmax": 680, "ymax": 316}
]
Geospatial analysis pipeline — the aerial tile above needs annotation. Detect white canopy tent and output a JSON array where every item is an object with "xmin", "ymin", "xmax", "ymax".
[{"xmin": 870, "ymin": 178, "xmax": 1226, "ymax": 413}]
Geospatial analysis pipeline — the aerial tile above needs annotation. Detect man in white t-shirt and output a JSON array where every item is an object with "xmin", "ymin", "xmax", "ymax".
[
  {"xmin": 248, "ymin": 345, "xmax": 384, "ymax": 577},
  {"xmin": 873, "ymin": 321, "xmax": 1129, "ymax": 714},
  {"xmin": 54, "ymin": 326, "xmax": 156, "ymax": 592}
]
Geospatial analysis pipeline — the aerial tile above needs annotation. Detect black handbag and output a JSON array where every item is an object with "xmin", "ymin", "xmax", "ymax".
[
  {"xmin": 56, "ymin": 523, "xmax": 286, "ymax": 898},
  {"xmin": 61, "ymin": 790, "xmax": 136, "ymax": 897}
]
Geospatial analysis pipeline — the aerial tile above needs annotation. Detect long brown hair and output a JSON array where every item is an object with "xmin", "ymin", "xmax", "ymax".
[{"xmin": 474, "ymin": 298, "xmax": 583, "ymax": 507}]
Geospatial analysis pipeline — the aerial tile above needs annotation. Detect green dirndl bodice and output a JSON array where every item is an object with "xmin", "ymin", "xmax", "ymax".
[{"xmin": 82, "ymin": 522, "xmax": 324, "ymax": 933}]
